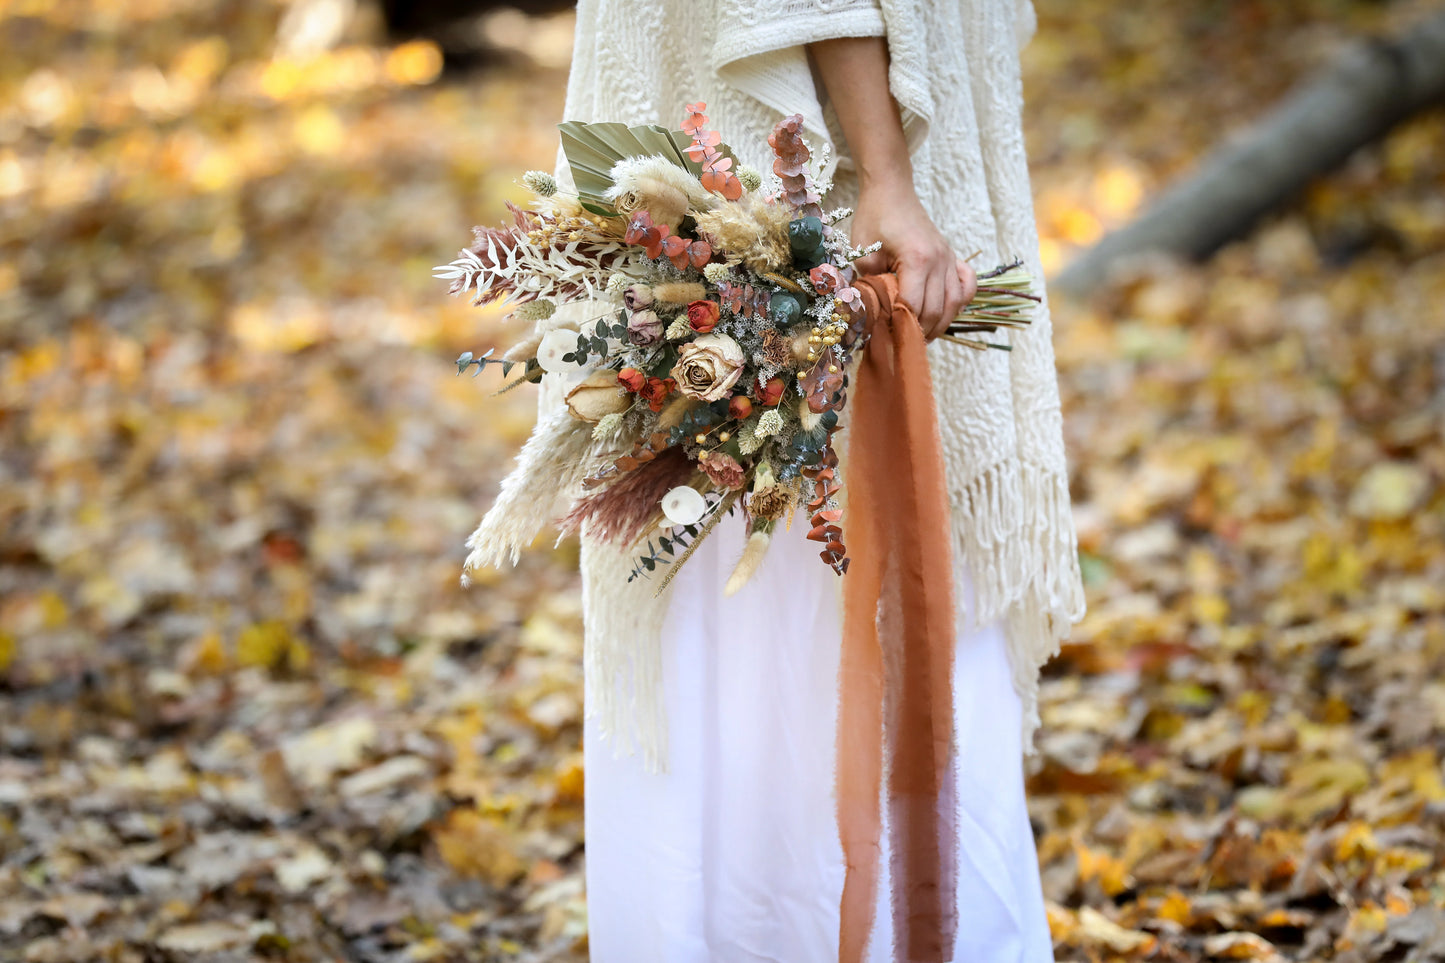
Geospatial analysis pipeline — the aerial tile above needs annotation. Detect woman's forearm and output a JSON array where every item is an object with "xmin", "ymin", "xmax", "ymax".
[
  {"xmin": 807, "ymin": 36, "xmax": 912, "ymax": 195},
  {"xmin": 806, "ymin": 35, "xmax": 975, "ymax": 335}
]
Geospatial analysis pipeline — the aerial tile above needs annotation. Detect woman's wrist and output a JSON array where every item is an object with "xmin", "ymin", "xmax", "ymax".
[{"xmin": 855, "ymin": 155, "xmax": 918, "ymax": 201}]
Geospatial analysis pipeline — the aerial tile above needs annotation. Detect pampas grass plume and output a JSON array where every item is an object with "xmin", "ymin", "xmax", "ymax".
[
  {"xmin": 606, "ymin": 156, "xmax": 714, "ymax": 230},
  {"xmin": 462, "ymin": 407, "xmax": 600, "ymax": 574},
  {"xmin": 694, "ymin": 198, "xmax": 792, "ymax": 274}
]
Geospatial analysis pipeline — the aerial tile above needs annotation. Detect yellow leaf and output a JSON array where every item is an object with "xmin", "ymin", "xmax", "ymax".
[
  {"xmin": 1075, "ymin": 841, "xmax": 1134, "ymax": 896},
  {"xmin": 0, "ymin": 632, "xmax": 14, "ymax": 673},
  {"xmin": 236, "ymin": 621, "xmax": 307, "ymax": 671},
  {"xmin": 38, "ymin": 591, "xmax": 67, "ymax": 629},
  {"xmin": 1157, "ymin": 890, "xmax": 1192, "ymax": 926},
  {"xmin": 182, "ymin": 631, "xmax": 229, "ymax": 675},
  {"xmin": 1044, "ymin": 901, "xmax": 1077, "ymax": 942},
  {"xmin": 1376, "ymin": 848, "xmax": 1432, "ymax": 877},
  {"xmin": 294, "ymin": 104, "xmax": 344, "ymax": 156},
  {"xmin": 1334, "ymin": 822, "xmax": 1378, "ymax": 863},
  {"xmin": 432, "ymin": 808, "xmax": 524, "ymax": 886},
  {"xmin": 1348, "ymin": 462, "xmax": 1430, "ymax": 521},
  {"xmin": 1384, "ymin": 892, "xmax": 1414, "ymax": 916},
  {"xmin": 1192, "ymin": 592, "xmax": 1229, "ymax": 626},
  {"xmin": 554, "ymin": 756, "xmax": 584, "ymax": 804},
  {"xmin": 1344, "ymin": 903, "xmax": 1389, "ymax": 940}
]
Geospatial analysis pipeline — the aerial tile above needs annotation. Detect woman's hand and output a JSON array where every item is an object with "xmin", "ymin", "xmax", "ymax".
[{"xmin": 849, "ymin": 181, "xmax": 977, "ymax": 341}]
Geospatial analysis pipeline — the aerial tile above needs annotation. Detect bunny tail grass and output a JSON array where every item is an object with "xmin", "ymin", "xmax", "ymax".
[
  {"xmin": 723, "ymin": 528, "xmax": 772, "ymax": 597},
  {"xmin": 462, "ymin": 406, "xmax": 599, "ymax": 577}
]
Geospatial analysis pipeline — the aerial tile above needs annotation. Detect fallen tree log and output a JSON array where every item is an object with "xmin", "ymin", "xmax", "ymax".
[{"xmin": 1052, "ymin": 9, "xmax": 1445, "ymax": 296}]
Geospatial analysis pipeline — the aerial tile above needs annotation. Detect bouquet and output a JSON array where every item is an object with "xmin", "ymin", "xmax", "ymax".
[{"xmin": 439, "ymin": 102, "xmax": 1037, "ymax": 595}]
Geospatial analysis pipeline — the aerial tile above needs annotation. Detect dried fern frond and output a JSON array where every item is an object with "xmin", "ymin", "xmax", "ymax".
[{"xmin": 434, "ymin": 202, "xmax": 635, "ymax": 311}]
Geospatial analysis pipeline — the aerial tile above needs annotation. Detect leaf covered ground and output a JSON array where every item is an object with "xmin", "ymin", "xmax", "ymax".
[{"xmin": 0, "ymin": 1, "xmax": 1442, "ymax": 960}]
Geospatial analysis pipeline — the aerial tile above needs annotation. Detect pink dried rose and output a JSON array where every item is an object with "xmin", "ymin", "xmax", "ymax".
[
  {"xmin": 670, "ymin": 333, "xmax": 745, "ymax": 402},
  {"xmin": 624, "ymin": 284, "xmax": 654, "ymax": 311},
  {"xmin": 698, "ymin": 450, "xmax": 746, "ymax": 490},
  {"xmin": 627, "ymin": 308, "xmax": 665, "ymax": 345}
]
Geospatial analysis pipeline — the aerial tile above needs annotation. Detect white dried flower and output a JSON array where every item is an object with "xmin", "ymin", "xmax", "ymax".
[
  {"xmin": 605, "ymin": 155, "xmax": 715, "ymax": 228},
  {"xmin": 661, "ymin": 486, "xmax": 707, "ymax": 526},
  {"xmin": 605, "ymin": 273, "xmax": 631, "ymax": 297},
  {"xmin": 522, "ymin": 170, "xmax": 558, "ymax": 196},
  {"xmin": 702, "ymin": 263, "xmax": 732, "ymax": 284},
  {"xmin": 536, "ymin": 328, "xmax": 583, "ymax": 372},
  {"xmin": 754, "ymin": 408, "xmax": 784, "ymax": 437},
  {"xmin": 512, "ymin": 299, "xmax": 556, "ymax": 322},
  {"xmin": 736, "ymin": 165, "xmax": 763, "ymax": 193}
]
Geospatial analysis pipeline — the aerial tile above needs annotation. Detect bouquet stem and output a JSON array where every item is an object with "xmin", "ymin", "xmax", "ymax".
[{"xmin": 943, "ymin": 263, "xmax": 1037, "ymax": 350}]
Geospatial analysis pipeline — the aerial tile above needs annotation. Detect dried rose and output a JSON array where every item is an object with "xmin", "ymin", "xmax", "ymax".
[
  {"xmin": 617, "ymin": 367, "xmax": 645, "ymax": 393},
  {"xmin": 670, "ymin": 334, "xmax": 745, "ymax": 402},
  {"xmin": 627, "ymin": 309, "xmax": 664, "ymax": 346},
  {"xmin": 685, "ymin": 299, "xmax": 721, "ymax": 334},
  {"xmin": 565, "ymin": 370, "xmax": 632, "ymax": 422},
  {"xmin": 755, "ymin": 375, "xmax": 785, "ymax": 407},
  {"xmin": 729, "ymin": 395, "xmax": 753, "ymax": 420},
  {"xmin": 698, "ymin": 451, "xmax": 746, "ymax": 490},
  {"xmin": 624, "ymin": 285, "xmax": 655, "ymax": 311},
  {"xmin": 640, "ymin": 376, "xmax": 675, "ymax": 412}
]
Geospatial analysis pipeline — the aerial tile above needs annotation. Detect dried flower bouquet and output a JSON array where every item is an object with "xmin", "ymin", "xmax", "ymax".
[{"xmin": 438, "ymin": 103, "xmax": 1037, "ymax": 593}]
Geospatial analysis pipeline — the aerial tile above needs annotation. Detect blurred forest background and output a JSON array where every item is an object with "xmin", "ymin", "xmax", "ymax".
[{"xmin": 1, "ymin": 0, "xmax": 1443, "ymax": 960}]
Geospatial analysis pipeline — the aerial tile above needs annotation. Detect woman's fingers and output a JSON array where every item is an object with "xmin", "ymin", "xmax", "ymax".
[
  {"xmin": 874, "ymin": 248, "xmax": 975, "ymax": 341},
  {"xmin": 919, "ymin": 273, "xmax": 947, "ymax": 339},
  {"xmin": 898, "ymin": 261, "xmax": 928, "ymax": 336},
  {"xmin": 937, "ymin": 259, "xmax": 966, "ymax": 341},
  {"xmin": 956, "ymin": 258, "xmax": 978, "ymax": 306}
]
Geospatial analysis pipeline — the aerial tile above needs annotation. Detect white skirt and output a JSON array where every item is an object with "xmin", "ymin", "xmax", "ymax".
[{"xmin": 582, "ymin": 510, "xmax": 1055, "ymax": 963}]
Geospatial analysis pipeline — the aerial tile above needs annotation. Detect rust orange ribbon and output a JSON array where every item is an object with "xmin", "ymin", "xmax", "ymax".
[{"xmin": 836, "ymin": 274, "xmax": 959, "ymax": 962}]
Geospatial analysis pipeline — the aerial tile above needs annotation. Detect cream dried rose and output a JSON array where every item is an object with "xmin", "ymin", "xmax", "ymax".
[
  {"xmin": 670, "ymin": 333, "xmax": 744, "ymax": 402},
  {"xmin": 565, "ymin": 369, "xmax": 632, "ymax": 422}
]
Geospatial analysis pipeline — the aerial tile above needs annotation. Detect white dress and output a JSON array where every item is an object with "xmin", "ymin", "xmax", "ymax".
[{"xmin": 582, "ymin": 512, "xmax": 1055, "ymax": 962}]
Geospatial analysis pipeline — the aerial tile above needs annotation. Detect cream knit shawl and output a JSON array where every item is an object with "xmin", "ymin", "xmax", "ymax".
[{"xmin": 544, "ymin": 0, "xmax": 1086, "ymax": 771}]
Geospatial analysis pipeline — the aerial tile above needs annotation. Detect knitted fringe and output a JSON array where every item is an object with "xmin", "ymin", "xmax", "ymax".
[
  {"xmin": 950, "ymin": 455, "xmax": 1086, "ymax": 755},
  {"xmin": 579, "ymin": 533, "xmax": 672, "ymax": 773}
]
